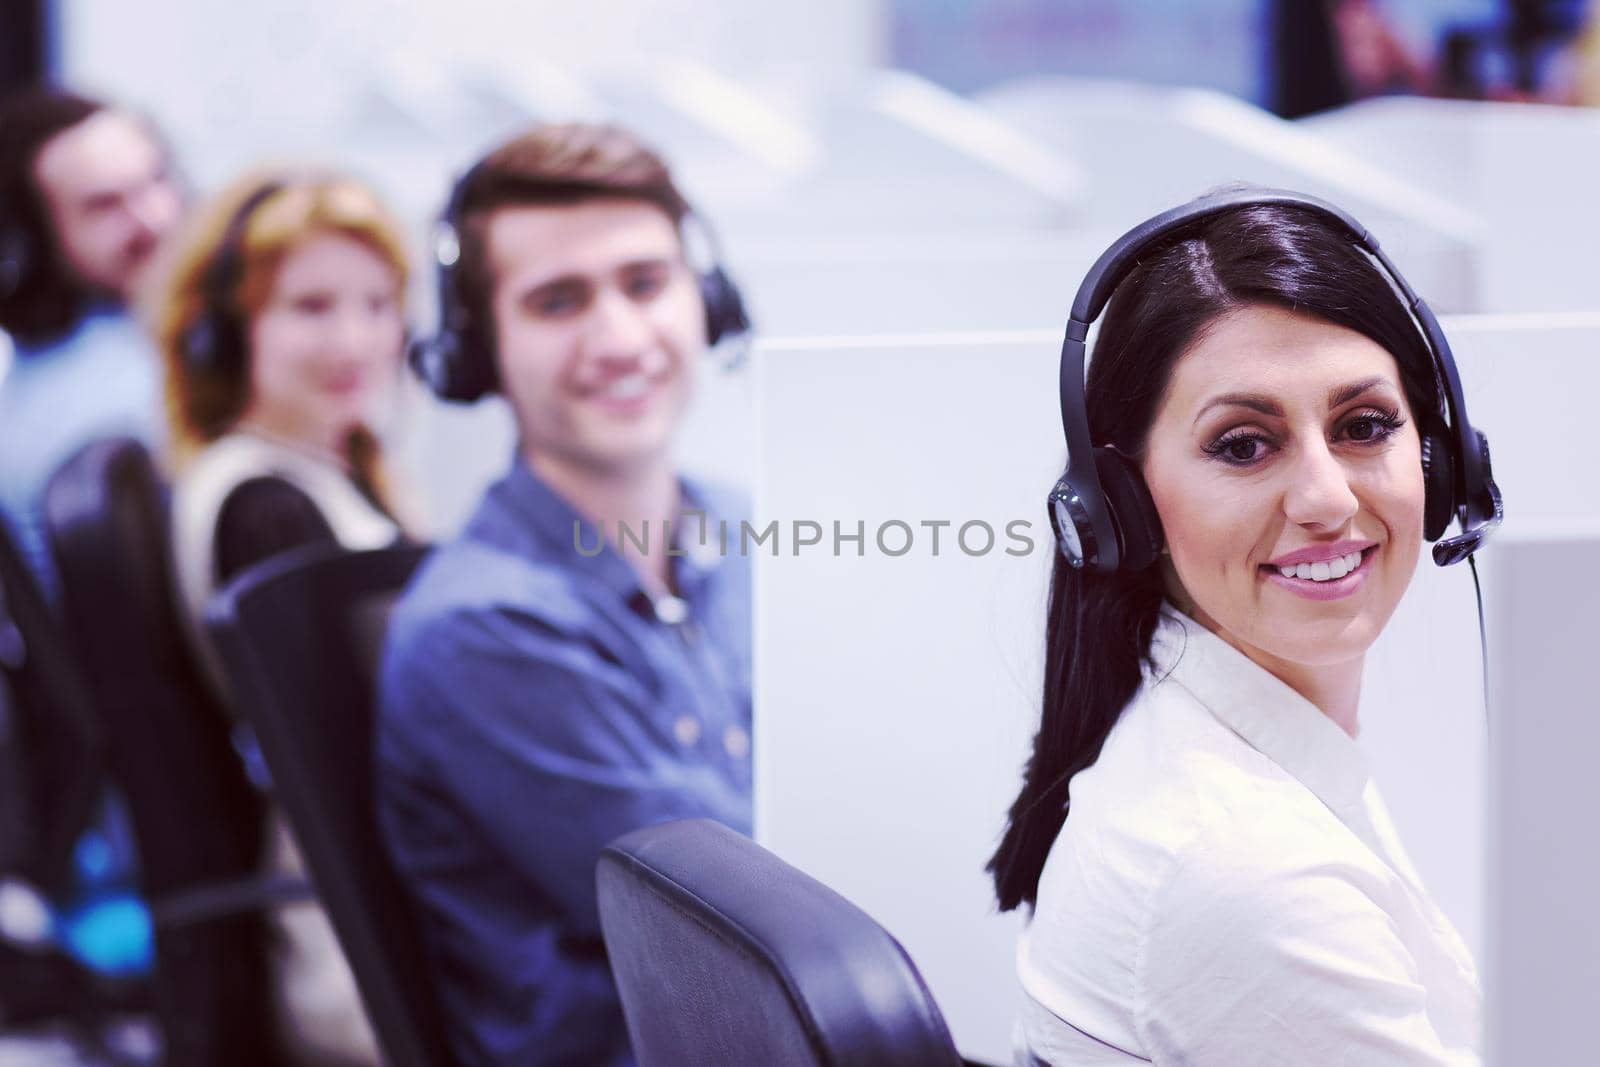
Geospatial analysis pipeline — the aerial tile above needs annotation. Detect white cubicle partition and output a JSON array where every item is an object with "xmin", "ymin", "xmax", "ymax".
[
  {"xmin": 1483, "ymin": 528, "xmax": 1600, "ymax": 1066},
  {"xmin": 752, "ymin": 315, "xmax": 1600, "ymax": 1063},
  {"xmin": 978, "ymin": 77, "xmax": 1482, "ymax": 313},
  {"xmin": 1302, "ymin": 98, "xmax": 1600, "ymax": 315},
  {"xmin": 734, "ymin": 73, "xmax": 1490, "ymax": 337}
]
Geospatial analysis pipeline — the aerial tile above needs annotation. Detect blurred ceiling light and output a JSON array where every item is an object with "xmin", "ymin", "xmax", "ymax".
[
  {"xmin": 479, "ymin": 63, "xmax": 608, "ymax": 122},
  {"xmin": 1174, "ymin": 89, "xmax": 1485, "ymax": 244},
  {"xmin": 869, "ymin": 70, "xmax": 1089, "ymax": 210},
  {"xmin": 653, "ymin": 61, "xmax": 821, "ymax": 177},
  {"xmin": 371, "ymin": 55, "xmax": 481, "ymax": 138}
]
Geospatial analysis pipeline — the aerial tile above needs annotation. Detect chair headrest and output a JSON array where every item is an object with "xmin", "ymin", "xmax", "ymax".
[{"xmin": 598, "ymin": 818, "xmax": 962, "ymax": 1067}]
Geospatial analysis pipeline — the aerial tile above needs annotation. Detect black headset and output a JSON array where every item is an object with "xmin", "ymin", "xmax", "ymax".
[
  {"xmin": 1047, "ymin": 187, "xmax": 1503, "ymax": 575},
  {"xmin": 178, "ymin": 180, "xmax": 286, "ymax": 377},
  {"xmin": 408, "ymin": 161, "xmax": 752, "ymax": 404},
  {"xmin": 0, "ymin": 190, "xmax": 34, "ymax": 300}
]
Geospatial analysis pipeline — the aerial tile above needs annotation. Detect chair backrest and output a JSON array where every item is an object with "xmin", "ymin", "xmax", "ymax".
[
  {"xmin": 44, "ymin": 437, "xmax": 265, "ymax": 892},
  {"xmin": 597, "ymin": 818, "xmax": 965, "ymax": 1067},
  {"xmin": 42, "ymin": 436, "xmax": 281, "ymax": 1066},
  {"xmin": 0, "ymin": 516, "xmax": 103, "ymax": 894},
  {"xmin": 204, "ymin": 542, "xmax": 452, "ymax": 1067},
  {"xmin": 0, "ymin": 669, "xmax": 24, "ymax": 875}
]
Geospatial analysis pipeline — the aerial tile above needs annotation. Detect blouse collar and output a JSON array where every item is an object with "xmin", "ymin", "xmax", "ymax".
[{"xmin": 1149, "ymin": 604, "xmax": 1373, "ymax": 817}]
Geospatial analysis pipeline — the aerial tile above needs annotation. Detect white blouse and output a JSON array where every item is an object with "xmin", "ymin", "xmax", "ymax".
[
  {"xmin": 172, "ymin": 429, "xmax": 398, "ymax": 630},
  {"xmin": 1015, "ymin": 606, "xmax": 1481, "ymax": 1066}
]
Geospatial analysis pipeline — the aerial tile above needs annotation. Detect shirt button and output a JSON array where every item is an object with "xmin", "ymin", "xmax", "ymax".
[
  {"xmin": 654, "ymin": 595, "xmax": 689, "ymax": 625},
  {"xmin": 723, "ymin": 724, "xmax": 750, "ymax": 760},
  {"xmin": 673, "ymin": 714, "xmax": 702, "ymax": 747}
]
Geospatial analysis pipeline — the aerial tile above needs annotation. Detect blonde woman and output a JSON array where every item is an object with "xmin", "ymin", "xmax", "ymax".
[{"xmin": 150, "ymin": 171, "xmax": 415, "ymax": 1066}]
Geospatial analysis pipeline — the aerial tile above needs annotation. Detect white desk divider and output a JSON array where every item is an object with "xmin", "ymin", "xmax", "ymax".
[
  {"xmin": 978, "ymin": 77, "xmax": 1482, "ymax": 313},
  {"xmin": 1303, "ymin": 97, "xmax": 1600, "ymax": 315},
  {"xmin": 1483, "ymin": 524, "xmax": 1600, "ymax": 1066}
]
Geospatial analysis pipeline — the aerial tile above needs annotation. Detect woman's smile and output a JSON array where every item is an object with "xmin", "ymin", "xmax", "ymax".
[{"xmin": 1261, "ymin": 543, "xmax": 1380, "ymax": 601}]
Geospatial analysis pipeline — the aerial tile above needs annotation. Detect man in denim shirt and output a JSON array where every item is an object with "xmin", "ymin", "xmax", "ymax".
[{"xmin": 376, "ymin": 124, "xmax": 753, "ymax": 1066}]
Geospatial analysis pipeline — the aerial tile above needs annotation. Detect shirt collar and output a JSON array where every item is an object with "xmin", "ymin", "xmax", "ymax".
[
  {"xmin": 493, "ymin": 452, "xmax": 726, "ymax": 609},
  {"xmin": 1149, "ymin": 604, "xmax": 1372, "ymax": 814}
]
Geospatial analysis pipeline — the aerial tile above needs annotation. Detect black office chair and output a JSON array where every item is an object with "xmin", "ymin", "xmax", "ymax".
[
  {"xmin": 0, "ymin": 666, "xmax": 26, "ymax": 874},
  {"xmin": 597, "ymin": 817, "xmax": 966, "ymax": 1067},
  {"xmin": 43, "ymin": 436, "xmax": 291, "ymax": 1067},
  {"xmin": 204, "ymin": 542, "xmax": 452, "ymax": 1067},
  {"xmin": 3, "ymin": 510, "xmax": 172, "ymax": 1066},
  {"xmin": 0, "ymin": 516, "xmax": 105, "ymax": 898},
  {"xmin": 0, "ymin": 663, "xmax": 89, "ymax": 1027}
]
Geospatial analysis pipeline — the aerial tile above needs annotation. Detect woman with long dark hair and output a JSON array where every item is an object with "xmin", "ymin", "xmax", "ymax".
[{"xmin": 991, "ymin": 194, "xmax": 1486, "ymax": 1064}]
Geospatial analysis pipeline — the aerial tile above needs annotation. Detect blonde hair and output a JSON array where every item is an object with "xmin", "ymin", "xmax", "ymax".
[{"xmin": 148, "ymin": 170, "xmax": 411, "ymax": 514}]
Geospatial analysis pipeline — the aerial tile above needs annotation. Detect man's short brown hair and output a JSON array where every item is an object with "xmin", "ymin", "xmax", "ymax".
[{"xmin": 447, "ymin": 123, "xmax": 692, "ymax": 336}]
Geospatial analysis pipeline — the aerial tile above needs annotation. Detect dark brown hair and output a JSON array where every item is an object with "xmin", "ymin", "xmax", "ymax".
[
  {"xmin": 0, "ymin": 87, "xmax": 106, "ymax": 344},
  {"xmin": 988, "ymin": 201, "xmax": 1443, "ymax": 912}
]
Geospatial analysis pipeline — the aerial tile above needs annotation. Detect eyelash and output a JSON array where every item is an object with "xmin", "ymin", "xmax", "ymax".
[{"xmin": 1201, "ymin": 407, "xmax": 1406, "ymax": 468}]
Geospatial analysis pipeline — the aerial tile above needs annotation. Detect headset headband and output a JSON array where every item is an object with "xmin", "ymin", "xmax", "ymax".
[
  {"xmin": 202, "ymin": 181, "xmax": 285, "ymax": 308},
  {"xmin": 1057, "ymin": 187, "xmax": 1499, "ymax": 567},
  {"xmin": 177, "ymin": 180, "xmax": 287, "ymax": 375},
  {"xmin": 414, "ymin": 157, "xmax": 751, "ymax": 402},
  {"xmin": 431, "ymin": 161, "xmax": 730, "ymax": 284}
]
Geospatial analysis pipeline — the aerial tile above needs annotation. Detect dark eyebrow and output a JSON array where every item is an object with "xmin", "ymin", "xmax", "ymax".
[
  {"xmin": 1194, "ymin": 376, "xmax": 1397, "ymax": 427},
  {"xmin": 1327, "ymin": 376, "xmax": 1391, "ymax": 409},
  {"xmin": 1193, "ymin": 392, "xmax": 1282, "ymax": 426},
  {"xmin": 514, "ymin": 257, "xmax": 676, "ymax": 302},
  {"xmin": 619, "ymin": 256, "xmax": 675, "ymax": 272},
  {"xmin": 515, "ymin": 274, "xmax": 587, "ymax": 304}
]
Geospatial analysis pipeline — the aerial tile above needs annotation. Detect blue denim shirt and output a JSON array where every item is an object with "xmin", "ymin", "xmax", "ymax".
[
  {"xmin": 376, "ymin": 456, "xmax": 752, "ymax": 1067},
  {"xmin": 0, "ymin": 308, "xmax": 160, "ymax": 604}
]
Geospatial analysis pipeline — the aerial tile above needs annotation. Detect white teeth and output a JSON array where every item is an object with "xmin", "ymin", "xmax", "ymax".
[
  {"xmin": 603, "ymin": 374, "xmax": 650, "ymax": 399},
  {"xmin": 1277, "ymin": 549, "xmax": 1367, "ymax": 582}
]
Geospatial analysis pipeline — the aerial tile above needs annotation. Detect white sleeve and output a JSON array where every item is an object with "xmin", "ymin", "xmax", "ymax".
[{"xmin": 1137, "ymin": 828, "xmax": 1481, "ymax": 1067}]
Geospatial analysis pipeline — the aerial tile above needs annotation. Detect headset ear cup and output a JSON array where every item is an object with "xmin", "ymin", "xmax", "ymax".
[
  {"xmin": 699, "ymin": 266, "xmax": 750, "ymax": 347},
  {"xmin": 410, "ymin": 328, "xmax": 496, "ymax": 404},
  {"xmin": 0, "ymin": 222, "xmax": 33, "ymax": 298},
  {"xmin": 215, "ymin": 314, "xmax": 244, "ymax": 378},
  {"xmin": 451, "ymin": 316, "xmax": 498, "ymax": 403},
  {"xmin": 1420, "ymin": 425, "xmax": 1456, "ymax": 542},
  {"xmin": 1093, "ymin": 448, "xmax": 1163, "ymax": 572},
  {"xmin": 178, "ymin": 311, "xmax": 243, "ymax": 378},
  {"xmin": 179, "ymin": 316, "xmax": 216, "ymax": 372},
  {"xmin": 413, "ymin": 266, "xmax": 498, "ymax": 404}
]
